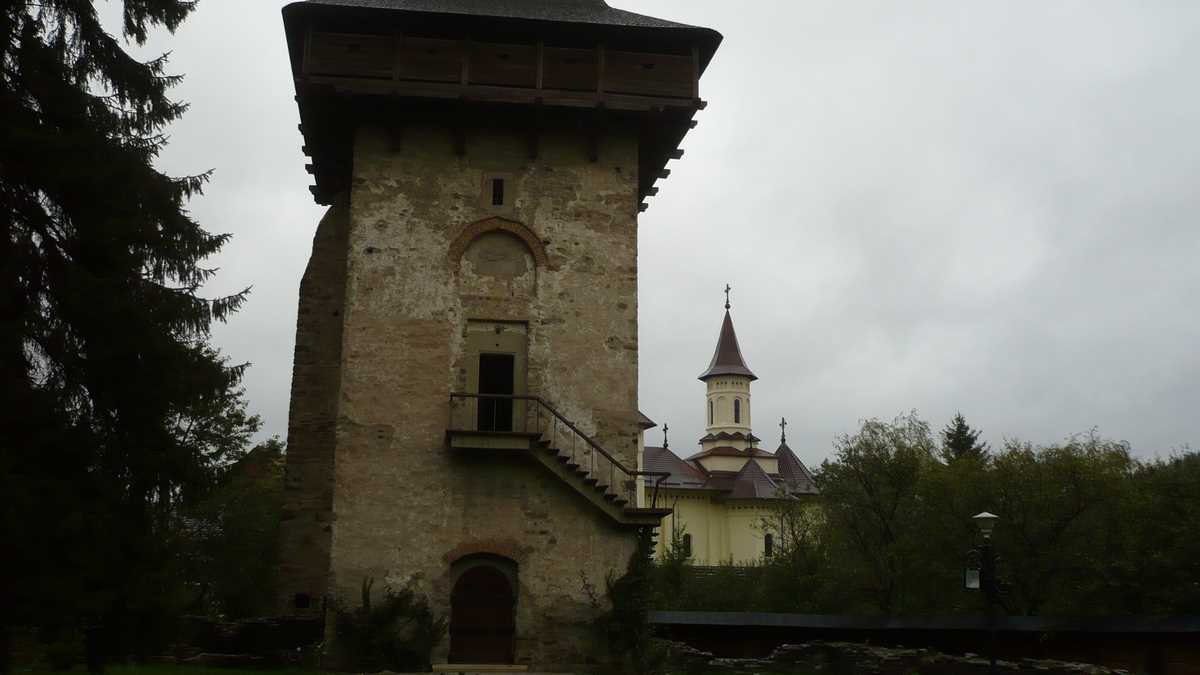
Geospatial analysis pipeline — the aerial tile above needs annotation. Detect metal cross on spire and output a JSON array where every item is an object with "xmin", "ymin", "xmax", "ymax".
[
  {"xmin": 663, "ymin": 423, "xmax": 669, "ymax": 449},
  {"xmin": 724, "ymin": 284, "xmax": 731, "ymax": 310},
  {"xmin": 780, "ymin": 417, "xmax": 787, "ymax": 443}
]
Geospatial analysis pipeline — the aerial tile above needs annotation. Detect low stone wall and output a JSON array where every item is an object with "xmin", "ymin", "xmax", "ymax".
[{"xmin": 664, "ymin": 640, "xmax": 1130, "ymax": 675}]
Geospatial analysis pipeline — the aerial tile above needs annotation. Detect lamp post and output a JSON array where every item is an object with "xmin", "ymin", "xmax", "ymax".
[{"xmin": 965, "ymin": 511, "xmax": 1001, "ymax": 675}]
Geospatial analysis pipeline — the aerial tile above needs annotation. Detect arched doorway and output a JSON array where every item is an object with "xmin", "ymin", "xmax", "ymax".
[{"xmin": 449, "ymin": 564, "xmax": 516, "ymax": 663}]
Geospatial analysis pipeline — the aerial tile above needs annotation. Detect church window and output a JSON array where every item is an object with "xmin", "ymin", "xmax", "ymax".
[
  {"xmin": 682, "ymin": 533, "xmax": 692, "ymax": 558},
  {"xmin": 764, "ymin": 534, "xmax": 774, "ymax": 558},
  {"xmin": 734, "ymin": 398, "xmax": 741, "ymax": 424},
  {"xmin": 491, "ymin": 178, "xmax": 505, "ymax": 206},
  {"xmin": 708, "ymin": 401, "xmax": 713, "ymax": 425}
]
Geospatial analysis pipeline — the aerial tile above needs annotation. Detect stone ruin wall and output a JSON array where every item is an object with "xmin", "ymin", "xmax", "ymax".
[{"xmin": 278, "ymin": 195, "xmax": 349, "ymax": 616}]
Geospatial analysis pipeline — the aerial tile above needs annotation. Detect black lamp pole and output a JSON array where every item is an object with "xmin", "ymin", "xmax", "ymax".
[
  {"xmin": 981, "ymin": 536, "xmax": 997, "ymax": 675},
  {"xmin": 969, "ymin": 511, "xmax": 1001, "ymax": 675}
]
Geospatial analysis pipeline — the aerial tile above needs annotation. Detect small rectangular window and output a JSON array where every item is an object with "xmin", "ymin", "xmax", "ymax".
[
  {"xmin": 682, "ymin": 533, "xmax": 692, "ymax": 557},
  {"xmin": 764, "ymin": 533, "xmax": 774, "ymax": 558},
  {"xmin": 481, "ymin": 171, "xmax": 515, "ymax": 211}
]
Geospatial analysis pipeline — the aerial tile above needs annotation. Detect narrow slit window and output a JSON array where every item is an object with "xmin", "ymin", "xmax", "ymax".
[
  {"xmin": 708, "ymin": 400, "xmax": 713, "ymax": 425},
  {"xmin": 764, "ymin": 533, "xmax": 774, "ymax": 558},
  {"xmin": 682, "ymin": 533, "xmax": 692, "ymax": 558},
  {"xmin": 734, "ymin": 399, "xmax": 741, "ymax": 424},
  {"xmin": 491, "ymin": 178, "xmax": 505, "ymax": 206}
]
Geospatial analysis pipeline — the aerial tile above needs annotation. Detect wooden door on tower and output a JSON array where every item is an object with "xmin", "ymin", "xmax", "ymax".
[
  {"xmin": 449, "ymin": 565, "xmax": 516, "ymax": 664},
  {"xmin": 477, "ymin": 353, "xmax": 515, "ymax": 431},
  {"xmin": 465, "ymin": 321, "xmax": 527, "ymax": 432}
]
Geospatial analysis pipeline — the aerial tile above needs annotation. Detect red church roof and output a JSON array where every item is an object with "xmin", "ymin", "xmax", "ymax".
[
  {"xmin": 698, "ymin": 310, "xmax": 756, "ymax": 381},
  {"xmin": 644, "ymin": 445, "xmax": 816, "ymax": 500}
]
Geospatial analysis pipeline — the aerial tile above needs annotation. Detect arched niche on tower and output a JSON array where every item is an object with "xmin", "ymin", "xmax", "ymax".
[{"xmin": 449, "ymin": 217, "xmax": 548, "ymax": 300}]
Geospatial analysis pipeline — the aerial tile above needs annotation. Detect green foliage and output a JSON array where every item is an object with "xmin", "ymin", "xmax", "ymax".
[
  {"xmin": 176, "ymin": 437, "xmax": 285, "ymax": 619},
  {"xmin": 1119, "ymin": 451, "xmax": 1200, "ymax": 612},
  {"xmin": 22, "ymin": 666, "xmax": 322, "ymax": 675},
  {"xmin": 651, "ymin": 564, "xmax": 765, "ymax": 612},
  {"xmin": 649, "ymin": 416, "xmax": 1200, "ymax": 618},
  {"xmin": 651, "ymin": 515, "xmax": 692, "ymax": 608},
  {"xmin": 0, "ymin": 0, "xmax": 256, "ymax": 667},
  {"xmin": 598, "ymin": 530, "xmax": 665, "ymax": 674},
  {"xmin": 817, "ymin": 413, "xmax": 938, "ymax": 614},
  {"xmin": 39, "ymin": 627, "xmax": 84, "ymax": 672},
  {"xmin": 757, "ymin": 495, "xmax": 826, "ymax": 613},
  {"xmin": 333, "ymin": 578, "xmax": 447, "ymax": 673},
  {"xmin": 940, "ymin": 413, "xmax": 990, "ymax": 463},
  {"xmin": 989, "ymin": 433, "xmax": 1134, "ymax": 615}
]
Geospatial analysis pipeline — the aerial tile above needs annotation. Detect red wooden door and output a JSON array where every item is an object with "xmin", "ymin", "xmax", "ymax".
[{"xmin": 449, "ymin": 566, "xmax": 515, "ymax": 664}]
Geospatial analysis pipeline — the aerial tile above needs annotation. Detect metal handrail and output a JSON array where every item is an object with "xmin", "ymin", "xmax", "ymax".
[{"xmin": 448, "ymin": 392, "xmax": 670, "ymax": 509}]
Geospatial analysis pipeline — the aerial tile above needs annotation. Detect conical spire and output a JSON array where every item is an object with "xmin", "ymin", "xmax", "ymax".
[{"xmin": 697, "ymin": 297, "xmax": 756, "ymax": 381}]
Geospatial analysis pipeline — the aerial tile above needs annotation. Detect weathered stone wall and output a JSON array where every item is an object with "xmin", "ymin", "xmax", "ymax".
[
  {"xmin": 322, "ymin": 122, "xmax": 645, "ymax": 668},
  {"xmin": 664, "ymin": 640, "xmax": 1133, "ymax": 675},
  {"xmin": 278, "ymin": 195, "xmax": 350, "ymax": 614}
]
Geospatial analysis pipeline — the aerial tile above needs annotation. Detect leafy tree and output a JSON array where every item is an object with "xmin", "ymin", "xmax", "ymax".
[
  {"xmin": 1121, "ymin": 451, "xmax": 1200, "ymax": 613},
  {"xmin": 601, "ymin": 529, "xmax": 662, "ymax": 673},
  {"xmin": 757, "ymin": 493, "xmax": 825, "ymax": 612},
  {"xmin": 989, "ymin": 433, "xmax": 1133, "ymax": 615},
  {"xmin": 647, "ymin": 416, "xmax": 1199, "ymax": 620},
  {"xmin": 940, "ymin": 412, "xmax": 990, "ymax": 463},
  {"xmin": 815, "ymin": 412, "xmax": 937, "ymax": 614},
  {"xmin": 177, "ymin": 437, "xmax": 284, "ymax": 619},
  {"xmin": 651, "ymin": 513, "xmax": 692, "ymax": 609},
  {"xmin": 912, "ymin": 449, "xmax": 997, "ymax": 613},
  {"xmin": 0, "ymin": 0, "xmax": 253, "ymax": 668}
]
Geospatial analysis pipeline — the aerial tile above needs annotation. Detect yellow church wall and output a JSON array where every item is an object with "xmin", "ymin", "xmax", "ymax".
[
  {"xmin": 694, "ymin": 455, "xmax": 779, "ymax": 475},
  {"xmin": 724, "ymin": 502, "xmax": 777, "ymax": 563},
  {"xmin": 655, "ymin": 489, "xmax": 783, "ymax": 565},
  {"xmin": 696, "ymin": 456, "xmax": 752, "ymax": 473}
]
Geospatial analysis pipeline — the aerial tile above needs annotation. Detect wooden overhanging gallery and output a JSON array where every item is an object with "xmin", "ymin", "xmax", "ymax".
[{"xmin": 282, "ymin": 1, "xmax": 720, "ymax": 210}]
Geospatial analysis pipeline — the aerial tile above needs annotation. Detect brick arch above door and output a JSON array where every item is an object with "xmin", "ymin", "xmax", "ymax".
[{"xmin": 449, "ymin": 217, "xmax": 550, "ymax": 271}]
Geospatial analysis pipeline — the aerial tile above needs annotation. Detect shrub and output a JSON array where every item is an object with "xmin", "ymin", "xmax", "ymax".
[
  {"xmin": 596, "ymin": 529, "xmax": 669, "ymax": 674},
  {"xmin": 333, "ymin": 577, "xmax": 447, "ymax": 672}
]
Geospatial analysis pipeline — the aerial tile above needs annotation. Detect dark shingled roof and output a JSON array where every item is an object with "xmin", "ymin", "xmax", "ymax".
[
  {"xmin": 296, "ymin": 0, "xmax": 697, "ymax": 29},
  {"xmin": 643, "ymin": 445, "xmax": 708, "ymax": 488},
  {"xmin": 699, "ymin": 431, "xmax": 761, "ymax": 444},
  {"xmin": 285, "ymin": 0, "xmax": 722, "ymax": 72},
  {"xmin": 686, "ymin": 445, "xmax": 774, "ymax": 461},
  {"xmin": 727, "ymin": 458, "xmax": 780, "ymax": 499},
  {"xmin": 776, "ymin": 442, "xmax": 819, "ymax": 495},
  {"xmin": 698, "ymin": 310, "xmax": 757, "ymax": 381},
  {"xmin": 645, "ymin": 445, "xmax": 812, "ymax": 500}
]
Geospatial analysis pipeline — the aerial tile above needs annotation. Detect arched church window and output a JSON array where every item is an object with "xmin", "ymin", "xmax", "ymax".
[
  {"xmin": 734, "ymin": 399, "xmax": 741, "ymax": 424},
  {"xmin": 682, "ymin": 533, "xmax": 692, "ymax": 558},
  {"xmin": 708, "ymin": 400, "xmax": 713, "ymax": 425},
  {"xmin": 764, "ymin": 533, "xmax": 774, "ymax": 558}
]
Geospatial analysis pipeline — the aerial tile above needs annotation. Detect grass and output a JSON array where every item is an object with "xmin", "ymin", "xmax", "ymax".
[{"xmin": 16, "ymin": 667, "xmax": 322, "ymax": 675}]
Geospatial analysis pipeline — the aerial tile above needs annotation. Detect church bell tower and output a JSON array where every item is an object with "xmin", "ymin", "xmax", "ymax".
[
  {"xmin": 698, "ymin": 289, "xmax": 759, "ymax": 452},
  {"xmin": 277, "ymin": 0, "xmax": 720, "ymax": 669}
]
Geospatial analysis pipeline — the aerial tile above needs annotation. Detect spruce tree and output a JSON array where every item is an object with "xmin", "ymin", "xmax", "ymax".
[
  {"xmin": 0, "ymin": 1, "xmax": 255, "ymax": 668},
  {"xmin": 940, "ymin": 412, "xmax": 990, "ymax": 463}
]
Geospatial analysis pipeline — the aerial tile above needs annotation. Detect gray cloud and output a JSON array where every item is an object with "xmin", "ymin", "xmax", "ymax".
[{"xmin": 110, "ymin": 1, "xmax": 1200, "ymax": 468}]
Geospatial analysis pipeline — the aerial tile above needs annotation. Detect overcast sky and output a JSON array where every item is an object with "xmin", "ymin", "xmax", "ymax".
[{"xmin": 117, "ymin": 1, "xmax": 1200, "ymax": 468}]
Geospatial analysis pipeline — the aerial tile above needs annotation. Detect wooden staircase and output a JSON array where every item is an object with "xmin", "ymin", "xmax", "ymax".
[{"xmin": 447, "ymin": 394, "xmax": 670, "ymax": 527}]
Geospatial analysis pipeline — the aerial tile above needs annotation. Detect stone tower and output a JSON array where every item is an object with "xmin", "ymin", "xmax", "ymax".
[
  {"xmin": 277, "ymin": 0, "xmax": 720, "ymax": 668},
  {"xmin": 698, "ymin": 296, "xmax": 760, "ymax": 452}
]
